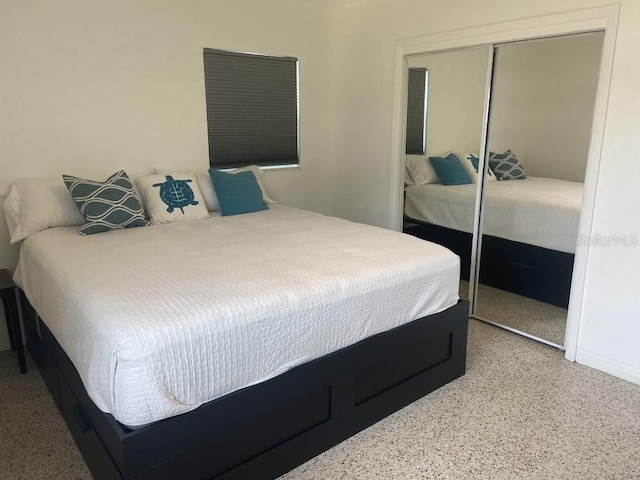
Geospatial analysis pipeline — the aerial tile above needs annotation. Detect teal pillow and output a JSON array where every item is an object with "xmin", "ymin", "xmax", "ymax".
[
  {"xmin": 208, "ymin": 169, "xmax": 269, "ymax": 216},
  {"xmin": 428, "ymin": 153, "xmax": 472, "ymax": 186},
  {"xmin": 63, "ymin": 170, "xmax": 149, "ymax": 235}
]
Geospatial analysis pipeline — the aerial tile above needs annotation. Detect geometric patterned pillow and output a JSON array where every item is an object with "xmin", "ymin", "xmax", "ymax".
[
  {"xmin": 63, "ymin": 170, "xmax": 149, "ymax": 235},
  {"xmin": 488, "ymin": 150, "xmax": 527, "ymax": 181}
]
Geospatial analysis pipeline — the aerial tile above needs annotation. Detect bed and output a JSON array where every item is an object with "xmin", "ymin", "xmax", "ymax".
[
  {"xmin": 404, "ymin": 177, "xmax": 583, "ymax": 307},
  {"xmin": 14, "ymin": 204, "xmax": 469, "ymax": 479}
]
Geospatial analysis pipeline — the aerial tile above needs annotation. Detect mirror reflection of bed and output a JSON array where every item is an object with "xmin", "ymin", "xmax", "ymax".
[{"xmin": 403, "ymin": 32, "xmax": 604, "ymax": 348}]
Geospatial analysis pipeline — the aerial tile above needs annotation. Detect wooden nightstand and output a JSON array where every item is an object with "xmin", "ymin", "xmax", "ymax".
[{"xmin": 1, "ymin": 269, "xmax": 26, "ymax": 373}]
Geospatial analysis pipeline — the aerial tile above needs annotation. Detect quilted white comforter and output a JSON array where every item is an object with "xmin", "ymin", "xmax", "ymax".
[
  {"xmin": 15, "ymin": 205, "xmax": 459, "ymax": 427},
  {"xmin": 405, "ymin": 177, "xmax": 583, "ymax": 253}
]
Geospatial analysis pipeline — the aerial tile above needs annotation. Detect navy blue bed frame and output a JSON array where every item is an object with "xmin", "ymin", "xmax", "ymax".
[{"xmin": 20, "ymin": 290, "xmax": 469, "ymax": 479}]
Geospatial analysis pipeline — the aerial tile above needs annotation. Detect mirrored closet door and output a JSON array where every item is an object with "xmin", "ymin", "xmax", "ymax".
[
  {"xmin": 472, "ymin": 33, "xmax": 604, "ymax": 348},
  {"xmin": 403, "ymin": 32, "xmax": 605, "ymax": 349}
]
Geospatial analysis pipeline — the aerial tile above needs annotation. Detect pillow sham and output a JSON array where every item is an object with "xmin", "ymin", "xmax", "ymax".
[
  {"xmin": 428, "ymin": 153, "xmax": 472, "ymax": 186},
  {"xmin": 405, "ymin": 154, "xmax": 441, "ymax": 185},
  {"xmin": 3, "ymin": 177, "xmax": 86, "ymax": 243},
  {"xmin": 462, "ymin": 153, "xmax": 497, "ymax": 183},
  {"xmin": 135, "ymin": 173, "xmax": 210, "ymax": 224},
  {"xmin": 488, "ymin": 150, "xmax": 527, "ymax": 180},
  {"xmin": 209, "ymin": 169, "xmax": 269, "ymax": 216},
  {"xmin": 63, "ymin": 170, "xmax": 149, "ymax": 235}
]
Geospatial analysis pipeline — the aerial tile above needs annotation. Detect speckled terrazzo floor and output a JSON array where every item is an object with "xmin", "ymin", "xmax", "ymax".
[
  {"xmin": 2, "ymin": 319, "xmax": 639, "ymax": 479},
  {"xmin": 0, "ymin": 353, "xmax": 91, "ymax": 479},
  {"xmin": 459, "ymin": 280, "xmax": 567, "ymax": 346}
]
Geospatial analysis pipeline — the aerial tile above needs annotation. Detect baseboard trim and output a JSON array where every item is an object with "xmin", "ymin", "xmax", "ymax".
[{"xmin": 576, "ymin": 350, "xmax": 640, "ymax": 385}]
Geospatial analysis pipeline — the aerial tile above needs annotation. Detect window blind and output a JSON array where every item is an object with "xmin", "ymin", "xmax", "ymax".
[
  {"xmin": 405, "ymin": 68, "xmax": 428, "ymax": 155},
  {"xmin": 203, "ymin": 48, "xmax": 299, "ymax": 168}
]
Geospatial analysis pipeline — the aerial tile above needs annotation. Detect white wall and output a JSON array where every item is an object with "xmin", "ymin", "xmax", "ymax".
[
  {"xmin": 328, "ymin": 0, "xmax": 640, "ymax": 384},
  {"xmin": 409, "ymin": 47, "xmax": 489, "ymax": 157},
  {"xmin": 0, "ymin": 0, "xmax": 335, "ymax": 350},
  {"xmin": 489, "ymin": 34, "xmax": 603, "ymax": 182}
]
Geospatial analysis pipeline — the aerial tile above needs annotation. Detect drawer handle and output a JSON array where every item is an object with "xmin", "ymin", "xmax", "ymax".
[{"xmin": 72, "ymin": 404, "xmax": 92, "ymax": 434}]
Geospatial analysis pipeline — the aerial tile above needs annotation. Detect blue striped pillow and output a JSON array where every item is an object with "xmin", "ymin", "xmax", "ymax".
[
  {"xmin": 63, "ymin": 170, "xmax": 149, "ymax": 235},
  {"xmin": 488, "ymin": 150, "xmax": 527, "ymax": 180}
]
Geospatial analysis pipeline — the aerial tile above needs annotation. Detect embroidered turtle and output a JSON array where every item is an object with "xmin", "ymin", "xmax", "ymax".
[{"xmin": 153, "ymin": 175, "xmax": 199, "ymax": 214}]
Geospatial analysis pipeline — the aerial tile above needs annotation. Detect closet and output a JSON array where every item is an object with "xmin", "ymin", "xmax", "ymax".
[{"xmin": 403, "ymin": 32, "xmax": 604, "ymax": 348}]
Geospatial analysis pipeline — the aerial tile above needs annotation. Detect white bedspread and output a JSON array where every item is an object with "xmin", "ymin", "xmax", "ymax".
[
  {"xmin": 405, "ymin": 177, "xmax": 583, "ymax": 253},
  {"xmin": 15, "ymin": 205, "xmax": 459, "ymax": 427}
]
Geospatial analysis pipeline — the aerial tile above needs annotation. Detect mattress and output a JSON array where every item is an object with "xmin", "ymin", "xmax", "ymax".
[
  {"xmin": 14, "ymin": 205, "xmax": 460, "ymax": 427},
  {"xmin": 405, "ymin": 177, "xmax": 583, "ymax": 253}
]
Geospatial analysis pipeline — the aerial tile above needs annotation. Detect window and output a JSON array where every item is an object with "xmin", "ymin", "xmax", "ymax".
[
  {"xmin": 405, "ymin": 68, "xmax": 428, "ymax": 155},
  {"xmin": 203, "ymin": 48, "xmax": 299, "ymax": 169}
]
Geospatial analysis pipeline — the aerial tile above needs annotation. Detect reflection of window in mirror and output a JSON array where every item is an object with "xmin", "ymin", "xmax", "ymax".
[{"xmin": 406, "ymin": 68, "xmax": 428, "ymax": 154}]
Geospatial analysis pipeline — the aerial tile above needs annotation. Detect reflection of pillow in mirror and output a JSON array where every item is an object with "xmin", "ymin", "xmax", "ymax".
[
  {"xmin": 462, "ymin": 153, "xmax": 497, "ymax": 182},
  {"xmin": 405, "ymin": 154, "xmax": 441, "ymax": 185},
  {"xmin": 488, "ymin": 150, "xmax": 527, "ymax": 180},
  {"xmin": 428, "ymin": 153, "xmax": 472, "ymax": 186}
]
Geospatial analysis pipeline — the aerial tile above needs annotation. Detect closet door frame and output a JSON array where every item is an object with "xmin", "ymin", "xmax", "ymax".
[{"xmin": 389, "ymin": 5, "xmax": 620, "ymax": 361}]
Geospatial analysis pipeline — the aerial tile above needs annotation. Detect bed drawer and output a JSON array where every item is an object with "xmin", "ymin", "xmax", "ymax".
[
  {"xmin": 58, "ymin": 375, "xmax": 122, "ymax": 480},
  {"xmin": 20, "ymin": 291, "xmax": 60, "ymax": 409},
  {"xmin": 480, "ymin": 235, "xmax": 574, "ymax": 307},
  {"xmin": 169, "ymin": 388, "xmax": 331, "ymax": 479}
]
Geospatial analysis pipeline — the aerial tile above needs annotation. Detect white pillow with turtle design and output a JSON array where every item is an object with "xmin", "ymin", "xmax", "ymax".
[
  {"xmin": 135, "ymin": 173, "xmax": 210, "ymax": 224},
  {"xmin": 460, "ymin": 153, "xmax": 497, "ymax": 183}
]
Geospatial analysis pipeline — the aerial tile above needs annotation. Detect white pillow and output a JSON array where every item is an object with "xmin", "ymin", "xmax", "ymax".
[
  {"xmin": 156, "ymin": 165, "xmax": 276, "ymax": 212},
  {"xmin": 405, "ymin": 154, "xmax": 441, "ymax": 185},
  {"xmin": 3, "ymin": 177, "xmax": 85, "ymax": 244},
  {"xmin": 460, "ymin": 153, "xmax": 497, "ymax": 183},
  {"xmin": 135, "ymin": 173, "xmax": 210, "ymax": 224}
]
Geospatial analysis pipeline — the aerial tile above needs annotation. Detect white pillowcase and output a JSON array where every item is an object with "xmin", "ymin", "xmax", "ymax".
[
  {"xmin": 156, "ymin": 165, "xmax": 276, "ymax": 212},
  {"xmin": 405, "ymin": 154, "xmax": 441, "ymax": 185},
  {"xmin": 460, "ymin": 153, "xmax": 497, "ymax": 183},
  {"xmin": 135, "ymin": 173, "xmax": 210, "ymax": 224},
  {"xmin": 3, "ymin": 177, "xmax": 85, "ymax": 244}
]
